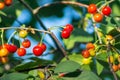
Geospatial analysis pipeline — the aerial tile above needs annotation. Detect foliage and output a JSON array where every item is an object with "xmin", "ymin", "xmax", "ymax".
[{"xmin": 0, "ymin": 0, "xmax": 120, "ymax": 80}]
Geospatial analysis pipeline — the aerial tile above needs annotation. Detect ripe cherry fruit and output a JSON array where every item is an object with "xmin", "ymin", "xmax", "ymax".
[
  {"xmin": 93, "ymin": 13, "xmax": 103, "ymax": 22},
  {"xmin": 0, "ymin": 48, "xmax": 9, "ymax": 57},
  {"xmin": 37, "ymin": 43, "xmax": 46, "ymax": 52},
  {"xmin": 19, "ymin": 30, "xmax": 28, "ymax": 38},
  {"xmin": 88, "ymin": 4, "xmax": 97, "ymax": 14},
  {"xmin": 4, "ymin": 0, "xmax": 12, "ymax": 6},
  {"xmin": 4, "ymin": 44, "xmax": 17, "ymax": 53},
  {"xmin": 22, "ymin": 39, "xmax": 31, "ymax": 48},
  {"xmin": 102, "ymin": 6, "xmax": 112, "ymax": 16},
  {"xmin": 64, "ymin": 24, "xmax": 74, "ymax": 32},
  {"xmin": 0, "ymin": 2, "xmax": 5, "ymax": 10},
  {"xmin": 61, "ymin": 29, "xmax": 71, "ymax": 39},
  {"xmin": 112, "ymin": 64, "xmax": 118, "ymax": 72},
  {"xmin": 17, "ymin": 48, "xmax": 26, "ymax": 56},
  {"xmin": 0, "ymin": 57, "xmax": 8, "ymax": 64},
  {"xmin": 82, "ymin": 49, "xmax": 90, "ymax": 58},
  {"xmin": 33, "ymin": 46, "xmax": 43, "ymax": 56},
  {"xmin": 86, "ymin": 43, "xmax": 95, "ymax": 50}
]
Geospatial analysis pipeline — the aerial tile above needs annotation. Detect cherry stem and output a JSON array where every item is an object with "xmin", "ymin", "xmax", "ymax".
[
  {"xmin": 0, "ymin": 27, "xmax": 51, "ymax": 34},
  {"xmin": 40, "ymin": 33, "xmax": 46, "ymax": 45},
  {"xmin": 17, "ymin": 31, "xmax": 22, "ymax": 48},
  {"xmin": 7, "ymin": 31, "xmax": 17, "ymax": 43},
  {"xmin": 93, "ymin": 24, "xmax": 102, "ymax": 44},
  {"xmin": 98, "ymin": 0, "xmax": 114, "ymax": 11},
  {"xmin": 1, "ymin": 29, "xmax": 4, "ymax": 46}
]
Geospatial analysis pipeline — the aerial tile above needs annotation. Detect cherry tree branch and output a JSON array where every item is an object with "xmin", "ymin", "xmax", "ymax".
[
  {"xmin": 107, "ymin": 42, "xmax": 118, "ymax": 80},
  {"xmin": 0, "ymin": 27, "xmax": 51, "ymax": 34},
  {"xmin": 48, "ymin": 28, "xmax": 69, "ymax": 60},
  {"xmin": 33, "ymin": 1, "xmax": 88, "ymax": 14}
]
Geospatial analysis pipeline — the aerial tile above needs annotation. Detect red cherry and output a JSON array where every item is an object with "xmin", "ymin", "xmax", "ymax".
[
  {"xmin": 64, "ymin": 24, "xmax": 74, "ymax": 32},
  {"xmin": 82, "ymin": 50, "xmax": 90, "ymax": 58},
  {"xmin": 88, "ymin": 4, "xmax": 97, "ymax": 14},
  {"xmin": 22, "ymin": 39, "xmax": 31, "ymax": 48},
  {"xmin": 17, "ymin": 48, "xmax": 26, "ymax": 56},
  {"xmin": 33, "ymin": 46, "xmax": 43, "ymax": 56},
  {"xmin": 61, "ymin": 29, "xmax": 71, "ymax": 39},
  {"xmin": 4, "ymin": 0, "xmax": 12, "ymax": 6},
  {"xmin": 38, "ymin": 43, "xmax": 46, "ymax": 52},
  {"xmin": 5, "ymin": 44, "xmax": 17, "ymax": 53},
  {"xmin": 102, "ymin": 6, "xmax": 112, "ymax": 16}
]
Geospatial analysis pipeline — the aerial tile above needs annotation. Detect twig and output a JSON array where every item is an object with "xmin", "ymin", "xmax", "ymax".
[
  {"xmin": 98, "ymin": 0, "xmax": 114, "ymax": 11},
  {"xmin": 107, "ymin": 41, "xmax": 118, "ymax": 80},
  {"xmin": 48, "ymin": 28, "xmax": 69, "ymax": 60},
  {"xmin": 0, "ymin": 27, "xmax": 51, "ymax": 34},
  {"xmin": 33, "ymin": 1, "xmax": 88, "ymax": 14},
  {"xmin": 18, "ymin": 0, "xmax": 47, "ymax": 30},
  {"xmin": 93, "ymin": 24, "xmax": 102, "ymax": 44}
]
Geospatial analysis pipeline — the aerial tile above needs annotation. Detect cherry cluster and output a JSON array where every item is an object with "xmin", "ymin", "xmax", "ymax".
[
  {"xmin": 81, "ymin": 43, "xmax": 95, "ymax": 64},
  {"xmin": 0, "ymin": 0, "xmax": 12, "ymax": 10},
  {"xmin": 61, "ymin": 24, "xmax": 74, "ymax": 39},
  {"xmin": 0, "ymin": 29, "xmax": 47, "ymax": 64},
  {"xmin": 88, "ymin": 4, "xmax": 112, "ymax": 22},
  {"xmin": 18, "ymin": 30, "xmax": 47, "ymax": 57}
]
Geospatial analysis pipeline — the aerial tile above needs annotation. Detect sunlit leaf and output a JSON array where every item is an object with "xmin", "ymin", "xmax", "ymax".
[
  {"xmin": 96, "ymin": 60, "xmax": 104, "ymax": 75},
  {"xmin": 0, "ymin": 73, "xmax": 29, "ymax": 80},
  {"xmin": 54, "ymin": 60, "xmax": 80, "ymax": 73}
]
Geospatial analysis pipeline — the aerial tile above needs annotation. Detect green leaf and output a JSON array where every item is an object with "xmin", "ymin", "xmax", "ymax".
[
  {"xmin": 0, "ymin": 17, "xmax": 2, "ymax": 23},
  {"xmin": 28, "ymin": 70, "xmax": 38, "ymax": 77},
  {"xmin": 0, "ymin": 67, "xmax": 4, "ymax": 74},
  {"xmin": 80, "ymin": 64, "xmax": 91, "ymax": 71},
  {"xmin": 62, "ymin": 54, "xmax": 83, "ymax": 65},
  {"xmin": 15, "ymin": 58, "xmax": 54, "ymax": 71},
  {"xmin": 63, "ymin": 28, "xmax": 93, "ymax": 49},
  {"xmin": 54, "ymin": 60, "xmax": 80, "ymax": 73},
  {"xmin": 116, "ymin": 70, "xmax": 120, "ymax": 77},
  {"xmin": 75, "ymin": 71, "xmax": 100, "ymax": 80},
  {"xmin": 0, "ymin": 73, "xmax": 29, "ymax": 80},
  {"xmin": 0, "ymin": 11, "xmax": 7, "ymax": 16},
  {"xmin": 96, "ymin": 52, "xmax": 107, "ymax": 62},
  {"xmin": 96, "ymin": 60, "xmax": 104, "ymax": 75}
]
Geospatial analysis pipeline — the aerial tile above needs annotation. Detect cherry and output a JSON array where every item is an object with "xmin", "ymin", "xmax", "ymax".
[
  {"xmin": 102, "ymin": 6, "xmax": 112, "ymax": 16},
  {"xmin": 82, "ymin": 57, "xmax": 92, "ymax": 65},
  {"xmin": 22, "ymin": 39, "xmax": 31, "ymax": 48},
  {"xmin": 33, "ymin": 46, "xmax": 43, "ymax": 56},
  {"xmin": 61, "ymin": 29, "xmax": 71, "ymax": 39},
  {"xmin": 4, "ymin": 44, "xmax": 17, "ymax": 53},
  {"xmin": 118, "ymin": 64, "xmax": 120, "ymax": 70},
  {"xmin": 64, "ymin": 24, "xmax": 74, "ymax": 32},
  {"xmin": 0, "ymin": 57, "xmax": 8, "ymax": 64},
  {"xmin": 112, "ymin": 64, "xmax": 118, "ymax": 72},
  {"xmin": 19, "ymin": 30, "xmax": 28, "ymax": 38},
  {"xmin": 93, "ymin": 13, "xmax": 103, "ymax": 22},
  {"xmin": 86, "ymin": 43, "xmax": 95, "ymax": 50},
  {"xmin": 88, "ymin": 4, "xmax": 97, "ymax": 14},
  {"xmin": 37, "ymin": 43, "xmax": 46, "ymax": 52},
  {"xmin": 82, "ymin": 49, "xmax": 90, "ymax": 58},
  {"xmin": 17, "ymin": 48, "xmax": 26, "ymax": 56},
  {"xmin": 0, "ymin": 2, "xmax": 5, "ymax": 10},
  {"xmin": 4, "ymin": 0, "xmax": 12, "ymax": 6},
  {"xmin": 0, "ymin": 48, "xmax": 9, "ymax": 57}
]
